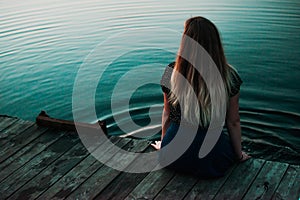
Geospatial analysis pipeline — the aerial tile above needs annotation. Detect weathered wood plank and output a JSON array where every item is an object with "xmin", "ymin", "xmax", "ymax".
[
  {"xmin": 0, "ymin": 116, "xmax": 18, "ymax": 132},
  {"xmin": 125, "ymin": 169, "xmax": 175, "ymax": 200},
  {"xmin": 0, "ymin": 118, "xmax": 20, "ymax": 134},
  {"xmin": 65, "ymin": 139, "xmax": 150, "ymax": 200},
  {"xmin": 0, "ymin": 124, "xmax": 48, "ymax": 163},
  {"xmin": 0, "ymin": 129, "xmax": 65, "ymax": 182},
  {"xmin": 104, "ymin": 139, "xmax": 151, "ymax": 169},
  {"xmin": 184, "ymin": 164, "xmax": 238, "ymax": 200},
  {"xmin": 0, "ymin": 119, "xmax": 34, "ymax": 146},
  {"xmin": 243, "ymin": 161, "xmax": 289, "ymax": 200},
  {"xmin": 94, "ymin": 146, "xmax": 154, "ymax": 199},
  {"xmin": 154, "ymin": 173, "xmax": 198, "ymax": 200},
  {"xmin": 272, "ymin": 165, "xmax": 300, "ymax": 200},
  {"xmin": 9, "ymin": 142, "xmax": 89, "ymax": 200},
  {"xmin": 214, "ymin": 158, "xmax": 265, "ymax": 199},
  {"xmin": 0, "ymin": 132, "xmax": 79, "ymax": 199},
  {"xmin": 0, "ymin": 116, "xmax": 297, "ymax": 200},
  {"xmin": 36, "ymin": 136, "xmax": 131, "ymax": 200}
]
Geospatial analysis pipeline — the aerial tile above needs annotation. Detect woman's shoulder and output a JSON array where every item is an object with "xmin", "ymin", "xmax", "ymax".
[
  {"xmin": 228, "ymin": 64, "xmax": 242, "ymax": 81},
  {"xmin": 228, "ymin": 64, "xmax": 238, "ymax": 74},
  {"xmin": 168, "ymin": 61, "xmax": 176, "ymax": 68},
  {"xmin": 160, "ymin": 62, "xmax": 175, "ymax": 93},
  {"xmin": 227, "ymin": 64, "xmax": 243, "ymax": 97}
]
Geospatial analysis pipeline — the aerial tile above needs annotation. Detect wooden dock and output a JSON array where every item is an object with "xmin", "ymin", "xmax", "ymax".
[{"xmin": 0, "ymin": 115, "xmax": 299, "ymax": 200}]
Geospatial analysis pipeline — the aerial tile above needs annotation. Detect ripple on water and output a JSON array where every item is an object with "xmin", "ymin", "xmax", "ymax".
[{"xmin": 1, "ymin": 0, "xmax": 299, "ymax": 164}]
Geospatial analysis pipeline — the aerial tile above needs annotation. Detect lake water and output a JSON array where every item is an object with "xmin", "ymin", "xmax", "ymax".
[{"xmin": 1, "ymin": 0, "xmax": 299, "ymax": 164}]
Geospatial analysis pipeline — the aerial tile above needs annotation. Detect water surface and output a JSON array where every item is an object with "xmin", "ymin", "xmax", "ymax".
[{"xmin": 1, "ymin": 0, "xmax": 299, "ymax": 164}]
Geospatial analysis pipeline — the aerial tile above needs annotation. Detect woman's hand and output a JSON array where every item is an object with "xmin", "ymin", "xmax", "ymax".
[
  {"xmin": 151, "ymin": 141, "xmax": 161, "ymax": 150},
  {"xmin": 238, "ymin": 151, "xmax": 251, "ymax": 162}
]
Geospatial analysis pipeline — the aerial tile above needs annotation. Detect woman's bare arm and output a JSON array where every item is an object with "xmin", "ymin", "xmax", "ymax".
[
  {"xmin": 226, "ymin": 93, "xmax": 250, "ymax": 161},
  {"xmin": 161, "ymin": 93, "xmax": 171, "ymax": 141},
  {"xmin": 151, "ymin": 93, "xmax": 171, "ymax": 150}
]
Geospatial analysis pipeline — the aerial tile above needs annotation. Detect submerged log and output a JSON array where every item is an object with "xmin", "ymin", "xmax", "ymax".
[{"xmin": 36, "ymin": 111, "xmax": 107, "ymax": 134}]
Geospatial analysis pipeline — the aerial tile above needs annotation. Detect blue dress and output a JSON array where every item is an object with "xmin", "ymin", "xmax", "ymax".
[{"xmin": 158, "ymin": 62, "xmax": 243, "ymax": 178}]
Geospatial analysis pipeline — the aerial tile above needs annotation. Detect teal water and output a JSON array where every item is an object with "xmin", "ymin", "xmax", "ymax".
[{"xmin": 1, "ymin": 0, "xmax": 299, "ymax": 164}]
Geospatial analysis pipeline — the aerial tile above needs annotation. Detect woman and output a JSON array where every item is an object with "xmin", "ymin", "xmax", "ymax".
[{"xmin": 151, "ymin": 16, "xmax": 251, "ymax": 178}]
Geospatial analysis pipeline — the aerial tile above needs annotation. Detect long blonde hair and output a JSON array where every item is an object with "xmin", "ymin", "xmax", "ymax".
[{"xmin": 169, "ymin": 16, "xmax": 233, "ymax": 127}]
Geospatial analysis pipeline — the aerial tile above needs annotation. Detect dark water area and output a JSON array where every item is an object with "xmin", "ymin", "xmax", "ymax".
[{"xmin": 1, "ymin": 0, "xmax": 299, "ymax": 164}]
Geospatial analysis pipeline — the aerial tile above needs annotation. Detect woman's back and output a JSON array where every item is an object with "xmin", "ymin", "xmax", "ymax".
[{"xmin": 152, "ymin": 16, "xmax": 251, "ymax": 178}]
